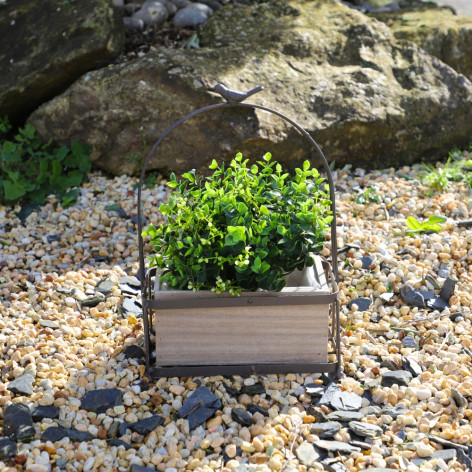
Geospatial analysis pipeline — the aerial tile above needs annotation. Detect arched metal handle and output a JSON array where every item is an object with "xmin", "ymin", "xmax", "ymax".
[{"xmin": 137, "ymin": 97, "xmax": 339, "ymax": 292}]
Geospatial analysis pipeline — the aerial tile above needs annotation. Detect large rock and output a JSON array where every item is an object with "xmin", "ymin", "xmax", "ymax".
[
  {"xmin": 0, "ymin": 0, "xmax": 124, "ymax": 125},
  {"xmin": 371, "ymin": 5, "xmax": 472, "ymax": 80},
  {"xmin": 28, "ymin": 0, "xmax": 472, "ymax": 175}
]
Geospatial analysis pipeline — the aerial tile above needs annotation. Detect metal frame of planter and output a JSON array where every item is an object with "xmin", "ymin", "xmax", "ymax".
[{"xmin": 137, "ymin": 85, "xmax": 341, "ymax": 379}]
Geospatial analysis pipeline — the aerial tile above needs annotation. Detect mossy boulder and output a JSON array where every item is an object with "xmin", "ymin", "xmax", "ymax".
[
  {"xmin": 28, "ymin": 0, "xmax": 472, "ymax": 175},
  {"xmin": 0, "ymin": 0, "xmax": 124, "ymax": 125},
  {"xmin": 371, "ymin": 5, "xmax": 472, "ymax": 80}
]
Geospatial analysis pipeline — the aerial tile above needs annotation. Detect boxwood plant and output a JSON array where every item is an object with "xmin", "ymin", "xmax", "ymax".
[{"xmin": 143, "ymin": 152, "xmax": 332, "ymax": 295}]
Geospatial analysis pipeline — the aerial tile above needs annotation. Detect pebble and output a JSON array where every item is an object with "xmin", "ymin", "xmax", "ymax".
[{"xmin": 1, "ymin": 156, "xmax": 472, "ymax": 471}]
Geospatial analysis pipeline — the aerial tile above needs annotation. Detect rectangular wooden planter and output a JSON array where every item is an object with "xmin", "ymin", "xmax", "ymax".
[{"xmin": 143, "ymin": 257, "xmax": 340, "ymax": 377}]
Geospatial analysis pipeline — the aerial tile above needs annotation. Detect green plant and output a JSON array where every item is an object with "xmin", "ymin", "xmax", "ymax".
[
  {"xmin": 405, "ymin": 215, "xmax": 446, "ymax": 236},
  {"xmin": 421, "ymin": 152, "xmax": 464, "ymax": 191},
  {"xmin": 0, "ymin": 116, "xmax": 91, "ymax": 207},
  {"xmin": 354, "ymin": 186, "xmax": 381, "ymax": 204},
  {"xmin": 143, "ymin": 152, "xmax": 332, "ymax": 295}
]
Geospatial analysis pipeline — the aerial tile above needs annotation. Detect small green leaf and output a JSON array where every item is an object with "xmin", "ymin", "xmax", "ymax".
[
  {"xmin": 406, "ymin": 216, "xmax": 421, "ymax": 230},
  {"xmin": 303, "ymin": 160, "xmax": 310, "ymax": 171}
]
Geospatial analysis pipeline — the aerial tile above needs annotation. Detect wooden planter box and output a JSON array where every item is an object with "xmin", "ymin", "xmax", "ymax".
[{"xmin": 144, "ymin": 257, "xmax": 339, "ymax": 376}]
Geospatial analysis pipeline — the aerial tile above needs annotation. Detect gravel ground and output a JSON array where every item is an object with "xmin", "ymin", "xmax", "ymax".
[{"xmin": 1, "ymin": 153, "xmax": 472, "ymax": 472}]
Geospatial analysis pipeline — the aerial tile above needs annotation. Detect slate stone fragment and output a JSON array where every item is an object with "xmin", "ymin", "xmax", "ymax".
[
  {"xmin": 419, "ymin": 290, "xmax": 435, "ymax": 300},
  {"xmin": 81, "ymin": 388, "xmax": 123, "ymax": 414},
  {"xmin": 231, "ymin": 408, "xmax": 253, "ymax": 427},
  {"xmin": 451, "ymin": 387, "xmax": 468, "ymax": 408},
  {"xmin": 427, "ymin": 297, "xmax": 449, "ymax": 311},
  {"xmin": 7, "ymin": 373, "xmax": 35, "ymax": 396},
  {"xmin": 400, "ymin": 284, "xmax": 425, "ymax": 308},
  {"xmin": 432, "ymin": 449, "xmax": 456, "ymax": 462},
  {"xmin": 348, "ymin": 421, "xmax": 383, "ymax": 438},
  {"xmin": 440, "ymin": 276, "xmax": 457, "ymax": 302},
  {"xmin": 381, "ymin": 370, "xmax": 412, "ymax": 387},
  {"xmin": 402, "ymin": 335, "xmax": 417, "ymax": 349},
  {"xmin": 118, "ymin": 422, "xmax": 130, "ymax": 437},
  {"xmin": 296, "ymin": 441, "xmax": 320, "ymax": 466},
  {"xmin": 39, "ymin": 319, "xmax": 60, "ymax": 329},
  {"xmin": 359, "ymin": 406, "xmax": 381, "ymax": 416},
  {"xmin": 349, "ymin": 440, "xmax": 372, "ymax": 450},
  {"xmin": 3, "ymin": 403, "xmax": 35, "ymax": 440},
  {"xmin": 0, "ymin": 437, "xmax": 17, "ymax": 459},
  {"xmin": 361, "ymin": 256, "xmax": 375, "ymax": 269},
  {"xmin": 223, "ymin": 384, "xmax": 239, "ymax": 397},
  {"xmin": 315, "ymin": 440, "xmax": 361, "ymax": 454},
  {"xmin": 326, "ymin": 410, "xmax": 365, "ymax": 422},
  {"xmin": 456, "ymin": 448, "xmax": 472, "ymax": 467},
  {"xmin": 330, "ymin": 391, "xmax": 362, "ymax": 412},
  {"xmin": 382, "ymin": 406, "xmax": 408, "ymax": 419},
  {"xmin": 379, "ymin": 292, "xmax": 395, "ymax": 303},
  {"xmin": 109, "ymin": 438, "xmax": 133, "ymax": 450},
  {"xmin": 306, "ymin": 406, "xmax": 328, "ymax": 423},
  {"xmin": 119, "ymin": 276, "xmax": 141, "ymax": 287},
  {"xmin": 119, "ymin": 283, "xmax": 140, "ymax": 296},
  {"xmin": 311, "ymin": 421, "xmax": 342, "ymax": 439},
  {"xmin": 46, "ymin": 234, "xmax": 61, "ymax": 243},
  {"xmin": 67, "ymin": 429, "xmax": 95, "ymax": 442},
  {"xmin": 241, "ymin": 382, "xmax": 265, "ymax": 395},
  {"xmin": 129, "ymin": 465, "xmax": 156, "ymax": 472},
  {"xmin": 348, "ymin": 297, "xmax": 372, "ymax": 311},
  {"xmin": 124, "ymin": 344, "xmax": 145, "ymax": 359},
  {"xmin": 364, "ymin": 378, "xmax": 382, "ymax": 389},
  {"xmin": 324, "ymin": 460, "xmax": 350, "ymax": 472},
  {"xmin": 188, "ymin": 407, "xmax": 218, "ymax": 430},
  {"xmin": 81, "ymin": 293, "xmax": 106, "ymax": 307},
  {"xmin": 128, "ymin": 415, "xmax": 164, "ymax": 435},
  {"xmin": 56, "ymin": 458, "xmax": 68, "ymax": 468},
  {"xmin": 427, "ymin": 434, "xmax": 469, "ymax": 451},
  {"xmin": 247, "ymin": 403, "xmax": 269, "ymax": 417},
  {"xmin": 179, "ymin": 386, "xmax": 221, "ymax": 418},
  {"xmin": 305, "ymin": 383, "xmax": 325, "ymax": 398},
  {"xmin": 402, "ymin": 356, "xmax": 422, "ymax": 377},
  {"xmin": 317, "ymin": 383, "xmax": 341, "ymax": 407},
  {"xmin": 424, "ymin": 275, "xmax": 441, "ymax": 290},
  {"xmin": 96, "ymin": 278, "xmax": 114, "ymax": 296},
  {"xmin": 122, "ymin": 298, "xmax": 142, "ymax": 316},
  {"xmin": 41, "ymin": 426, "xmax": 68, "ymax": 442}
]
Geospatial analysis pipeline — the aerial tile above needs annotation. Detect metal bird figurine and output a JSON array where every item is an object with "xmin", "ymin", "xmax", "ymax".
[{"xmin": 213, "ymin": 83, "xmax": 263, "ymax": 103}]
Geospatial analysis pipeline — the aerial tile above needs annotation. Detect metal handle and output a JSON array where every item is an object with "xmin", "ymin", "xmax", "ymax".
[{"xmin": 137, "ymin": 90, "xmax": 339, "ymax": 293}]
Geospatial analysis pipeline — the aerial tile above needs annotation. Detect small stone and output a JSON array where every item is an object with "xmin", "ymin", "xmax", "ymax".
[
  {"xmin": 81, "ymin": 293, "xmax": 106, "ymax": 307},
  {"xmin": 318, "ymin": 383, "xmax": 341, "ymax": 407},
  {"xmin": 451, "ymin": 387, "xmax": 468, "ymax": 408},
  {"xmin": 310, "ymin": 421, "xmax": 342, "ymax": 439},
  {"xmin": 7, "ymin": 373, "xmax": 35, "ymax": 396},
  {"xmin": 241, "ymin": 382, "xmax": 265, "ymax": 395},
  {"xmin": 440, "ymin": 276, "xmax": 457, "ymax": 302},
  {"xmin": 231, "ymin": 408, "xmax": 253, "ymax": 427},
  {"xmin": 330, "ymin": 391, "xmax": 362, "ymax": 412},
  {"xmin": 129, "ymin": 465, "xmax": 157, "ymax": 472},
  {"xmin": 173, "ymin": 3, "xmax": 213, "ymax": 27},
  {"xmin": 128, "ymin": 415, "xmax": 164, "ymax": 435},
  {"xmin": 400, "ymin": 284, "xmax": 425, "ymax": 308},
  {"xmin": 3, "ymin": 403, "xmax": 35, "ymax": 441},
  {"xmin": 326, "ymin": 410, "xmax": 364, "ymax": 422},
  {"xmin": 401, "ymin": 335, "xmax": 417, "ymax": 349},
  {"xmin": 247, "ymin": 404, "xmax": 269, "ymax": 417},
  {"xmin": 119, "ymin": 276, "xmax": 141, "ymax": 288},
  {"xmin": 305, "ymin": 384, "xmax": 325, "ymax": 397},
  {"xmin": 81, "ymin": 388, "xmax": 123, "ymax": 414},
  {"xmin": 379, "ymin": 292, "xmax": 395, "ymax": 303},
  {"xmin": 39, "ymin": 319, "xmax": 60, "ymax": 329},
  {"xmin": 402, "ymin": 356, "xmax": 422, "ymax": 377},
  {"xmin": 361, "ymin": 256, "xmax": 375, "ymax": 269},
  {"xmin": 0, "ymin": 438, "xmax": 17, "ymax": 460},
  {"xmin": 119, "ymin": 283, "xmax": 140, "ymax": 296},
  {"xmin": 306, "ymin": 406, "xmax": 328, "ymax": 423},
  {"xmin": 424, "ymin": 275, "xmax": 441, "ymax": 290},
  {"xmin": 41, "ymin": 427, "xmax": 68, "ymax": 442},
  {"xmin": 179, "ymin": 386, "xmax": 221, "ymax": 418},
  {"xmin": 296, "ymin": 441, "xmax": 320, "ymax": 466},
  {"xmin": 96, "ymin": 279, "xmax": 114, "ymax": 296},
  {"xmin": 348, "ymin": 297, "xmax": 372, "ymax": 311},
  {"xmin": 123, "ymin": 344, "xmax": 145, "ymax": 359},
  {"xmin": 427, "ymin": 296, "xmax": 449, "ymax": 311},
  {"xmin": 122, "ymin": 298, "xmax": 142, "ymax": 316},
  {"xmin": 31, "ymin": 405, "xmax": 60, "ymax": 421},
  {"xmin": 381, "ymin": 370, "xmax": 412, "ymax": 387},
  {"xmin": 225, "ymin": 444, "xmax": 237, "ymax": 458},
  {"xmin": 348, "ymin": 421, "xmax": 383, "ymax": 438},
  {"xmin": 133, "ymin": 0, "xmax": 169, "ymax": 26},
  {"xmin": 67, "ymin": 429, "xmax": 94, "ymax": 442},
  {"xmin": 382, "ymin": 406, "xmax": 408, "ymax": 418},
  {"xmin": 315, "ymin": 440, "xmax": 361, "ymax": 454},
  {"xmin": 109, "ymin": 438, "xmax": 133, "ymax": 450},
  {"xmin": 433, "ymin": 449, "xmax": 456, "ymax": 462}
]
